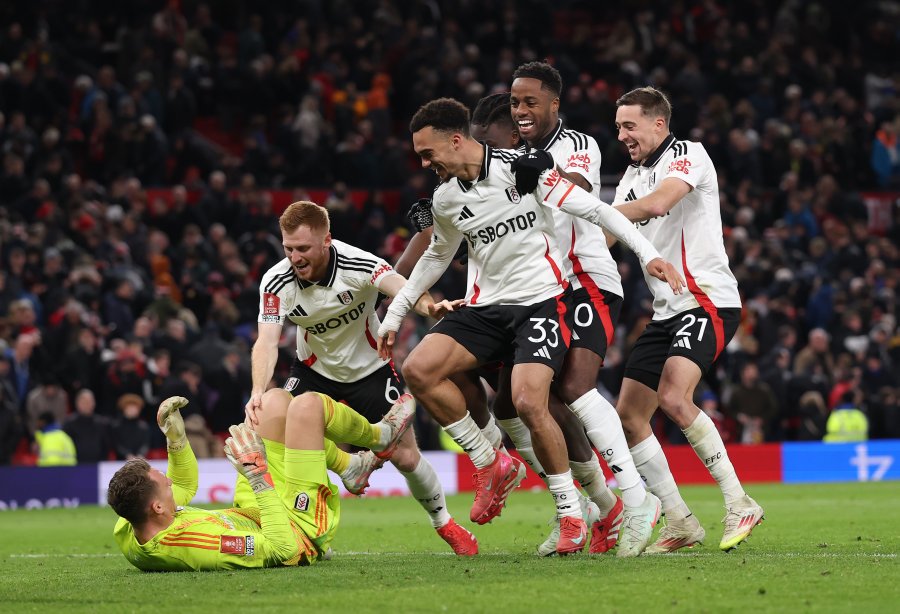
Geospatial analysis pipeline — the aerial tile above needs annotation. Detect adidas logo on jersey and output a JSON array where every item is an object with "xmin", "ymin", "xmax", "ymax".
[
  {"xmin": 533, "ymin": 346, "xmax": 551, "ymax": 359},
  {"xmin": 674, "ymin": 336, "xmax": 692, "ymax": 349},
  {"xmin": 458, "ymin": 206, "xmax": 475, "ymax": 221},
  {"xmin": 624, "ymin": 188, "xmax": 637, "ymax": 202}
]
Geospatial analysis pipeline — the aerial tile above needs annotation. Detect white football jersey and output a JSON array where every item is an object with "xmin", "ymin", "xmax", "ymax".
[
  {"xmin": 613, "ymin": 134, "xmax": 741, "ymax": 320},
  {"xmin": 520, "ymin": 120, "xmax": 623, "ymax": 297},
  {"xmin": 257, "ymin": 240, "xmax": 395, "ymax": 382},
  {"xmin": 431, "ymin": 144, "xmax": 568, "ymax": 306}
]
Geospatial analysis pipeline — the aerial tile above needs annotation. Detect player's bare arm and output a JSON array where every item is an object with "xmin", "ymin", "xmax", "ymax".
[
  {"xmin": 247, "ymin": 321, "xmax": 282, "ymax": 425},
  {"xmin": 614, "ymin": 177, "xmax": 692, "ymax": 223}
]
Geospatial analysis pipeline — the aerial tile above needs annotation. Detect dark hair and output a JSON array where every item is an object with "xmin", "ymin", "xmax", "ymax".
[
  {"xmin": 409, "ymin": 98, "xmax": 471, "ymax": 135},
  {"xmin": 616, "ymin": 86, "xmax": 672, "ymax": 125},
  {"xmin": 512, "ymin": 61, "xmax": 562, "ymax": 97},
  {"xmin": 471, "ymin": 92, "xmax": 515, "ymax": 131},
  {"xmin": 107, "ymin": 458, "xmax": 156, "ymax": 524}
]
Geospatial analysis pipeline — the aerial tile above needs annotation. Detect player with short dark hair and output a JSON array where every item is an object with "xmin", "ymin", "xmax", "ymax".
[
  {"xmin": 379, "ymin": 97, "xmax": 682, "ymax": 556},
  {"xmin": 501, "ymin": 61, "xmax": 651, "ymax": 556},
  {"xmin": 244, "ymin": 200, "xmax": 478, "ymax": 556}
]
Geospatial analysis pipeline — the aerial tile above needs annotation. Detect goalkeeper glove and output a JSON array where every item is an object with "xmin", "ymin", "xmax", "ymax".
[
  {"xmin": 510, "ymin": 150, "xmax": 555, "ymax": 195},
  {"xmin": 224, "ymin": 424, "xmax": 274, "ymax": 494},
  {"xmin": 407, "ymin": 198, "xmax": 434, "ymax": 232},
  {"xmin": 157, "ymin": 396, "xmax": 189, "ymax": 451}
]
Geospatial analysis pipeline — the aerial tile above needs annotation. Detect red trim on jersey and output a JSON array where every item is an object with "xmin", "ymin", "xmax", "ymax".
[
  {"xmin": 470, "ymin": 269, "xmax": 481, "ymax": 305},
  {"xmin": 542, "ymin": 235, "xmax": 568, "ymax": 290},
  {"xmin": 302, "ymin": 330, "xmax": 317, "ymax": 365},
  {"xmin": 555, "ymin": 291, "xmax": 572, "ymax": 348},
  {"xmin": 160, "ymin": 537, "xmax": 219, "ymax": 550},
  {"xmin": 176, "ymin": 531, "xmax": 220, "ymax": 542},
  {"xmin": 555, "ymin": 183, "xmax": 576, "ymax": 208},
  {"xmin": 681, "ymin": 233, "xmax": 724, "ymax": 358},
  {"xmin": 568, "ymin": 225, "xmax": 614, "ymax": 345},
  {"xmin": 364, "ymin": 322, "xmax": 378, "ymax": 350}
]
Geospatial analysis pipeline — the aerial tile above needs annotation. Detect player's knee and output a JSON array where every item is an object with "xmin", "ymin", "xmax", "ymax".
[
  {"xmin": 513, "ymin": 393, "xmax": 545, "ymax": 426},
  {"xmin": 557, "ymin": 377, "xmax": 590, "ymax": 405},
  {"xmin": 390, "ymin": 445, "xmax": 420, "ymax": 472},
  {"xmin": 401, "ymin": 359, "xmax": 432, "ymax": 394},
  {"xmin": 288, "ymin": 391, "xmax": 322, "ymax": 421},
  {"xmin": 262, "ymin": 387, "xmax": 291, "ymax": 408},
  {"xmin": 657, "ymin": 386, "xmax": 690, "ymax": 422}
]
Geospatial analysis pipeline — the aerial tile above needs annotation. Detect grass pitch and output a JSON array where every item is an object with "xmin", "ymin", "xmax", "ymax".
[{"xmin": 1, "ymin": 482, "xmax": 897, "ymax": 613}]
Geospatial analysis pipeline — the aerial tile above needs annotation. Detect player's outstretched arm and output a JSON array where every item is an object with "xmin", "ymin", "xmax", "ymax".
[
  {"xmin": 378, "ymin": 272, "xmax": 440, "ymax": 318},
  {"xmin": 247, "ymin": 322, "xmax": 282, "ymax": 425},
  {"xmin": 157, "ymin": 396, "xmax": 198, "ymax": 505},
  {"xmin": 377, "ymin": 211, "xmax": 461, "ymax": 358},
  {"xmin": 224, "ymin": 424, "xmax": 300, "ymax": 564},
  {"xmin": 614, "ymin": 178, "xmax": 691, "ymax": 223}
]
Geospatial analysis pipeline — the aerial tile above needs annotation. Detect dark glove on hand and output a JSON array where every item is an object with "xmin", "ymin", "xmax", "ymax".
[
  {"xmin": 510, "ymin": 150, "xmax": 554, "ymax": 194},
  {"xmin": 407, "ymin": 199, "xmax": 434, "ymax": 232}
]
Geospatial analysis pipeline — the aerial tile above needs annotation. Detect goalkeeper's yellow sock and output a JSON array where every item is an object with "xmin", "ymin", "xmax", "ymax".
[
  {"xmin": 325, "ymin": 438, "xmax": 351, "ymax": 475},
  {"xmin": 320, "ymin": 393, "xmax": 380, "ymax": 448}
]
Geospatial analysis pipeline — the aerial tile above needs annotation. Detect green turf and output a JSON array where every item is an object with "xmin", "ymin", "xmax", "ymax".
[{"xmin": 1, "ymin": 482, "xmax": 898, "ymax": 613}]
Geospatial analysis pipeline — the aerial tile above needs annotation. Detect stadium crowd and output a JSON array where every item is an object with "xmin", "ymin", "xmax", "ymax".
[{"xmin": 0, "ymin": 0, "xmax": 898, "ymax": 464}]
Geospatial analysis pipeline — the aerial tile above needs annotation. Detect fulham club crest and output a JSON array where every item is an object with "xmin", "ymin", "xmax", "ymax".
[
  {"xmin": 337, "ymin": 290, "xmax": 353, "ymax": 305},
  {"xmin": 294, "ymin": 493, "xmax": 310, "ymax": 511},
  {"xmin": 505, "ymin": 186, "xmax": 522, "ymax": 204}
]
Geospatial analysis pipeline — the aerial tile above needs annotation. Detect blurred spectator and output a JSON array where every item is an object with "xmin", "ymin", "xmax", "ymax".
[
  {"xmin": 25, "ymin": 375, "xmax": 68, "ymax": 436},
  {"xmin": 63, "ymin": 389, "xmax": 110, "ymax": 463},
  {"xmin": 110, "ymin": 393, "xmax": 150, "ymax": 460},
  {"xmin": 797, "ymin": 391, "xmax": 830, "ymax": 441},
  {"xmin": 158, "ymin": 360, "xmax": 209, "ymax": 422},
  {"xmin": 723, "ymin": 363, "xmax": 779, "ymax": 443},
  {"xmin": 33, "ymin": 411, "xmax": 77, "ymax": 466},
  {"xmin": 101, "ymin": 346, "xmax": 149, "ymax": 416},
  {"xmin": 207, "ymin": 343, "xmax": 250, "ymax": 432},
  {"xmin": 184, "ymin": 413, "xmax": 222, "ymax": 458},
  {"xmin": 871, "ymin": 117, "xmax": 900, "ymax": 188}
]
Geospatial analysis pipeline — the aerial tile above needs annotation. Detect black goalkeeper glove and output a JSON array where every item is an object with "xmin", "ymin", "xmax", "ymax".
[
  {"xmin": 407, "ymin": 198, "xmax": 434, "ymax": 232},
  {"xmin": 510, "ymin": 150, "xmax": 555, "ymax": 195}
]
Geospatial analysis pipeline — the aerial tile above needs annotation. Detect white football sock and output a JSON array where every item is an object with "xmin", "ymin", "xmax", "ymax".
[
  {"xmin": 569, "ymin": 454, "xmax": 618, "ymax": 515},
  {"xmin": 480, "ymin": 415, "xmax": 504, "ymax": 449},
  {"xmin": 401, "ymin": 456, "xmax": 452, "ymax": 529},
  {"xmin": 497, "ymin": 417, "xmax": 548, "ymax": 485},
  {"xmin": 630, "ymin": 434, "xmax": 691, "ymax": 520},
  {"xmin": 444, "ymin": 412, "xmax": 496, "ymax": 469},
  {"xmin": 683, "ymin": 411, "xmax": 745, "ymax": 506},
  {"xmin": 568, "ymin": 389, "xmax": 645, "ymax": 507},
  {"xmin": 547, "ymin": 470, "xmax": 581, "ymax": 519}
]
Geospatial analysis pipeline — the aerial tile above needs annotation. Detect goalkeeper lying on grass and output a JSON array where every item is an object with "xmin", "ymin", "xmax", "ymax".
[{"xmin": 108, "ymin": 392, "xmax": 414, "ymax": 571}]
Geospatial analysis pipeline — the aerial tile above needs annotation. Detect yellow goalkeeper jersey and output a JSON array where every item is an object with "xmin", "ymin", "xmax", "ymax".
[{"xmin": 113, "ymin": 446, "xmax": 317, "ymax": 571}]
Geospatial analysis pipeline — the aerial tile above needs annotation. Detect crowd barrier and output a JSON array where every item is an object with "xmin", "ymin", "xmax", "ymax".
[{"xmin": 1, "ymin": 441, "xmax": 897, "ymax": 510}]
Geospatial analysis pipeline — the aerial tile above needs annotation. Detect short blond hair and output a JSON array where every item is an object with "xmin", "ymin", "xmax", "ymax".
[{"xmin": 279, "ymin": 201, "xmax": 330, "ymax": 233}]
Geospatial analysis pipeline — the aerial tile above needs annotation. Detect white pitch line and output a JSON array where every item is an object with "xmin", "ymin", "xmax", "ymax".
[
  {"xmin": 8, "ymin": 551, "xmax": 896, "ymax": 559},
  {"xmin": 328, "ymin": 551, "xmax": 898, "ymax": 559}
]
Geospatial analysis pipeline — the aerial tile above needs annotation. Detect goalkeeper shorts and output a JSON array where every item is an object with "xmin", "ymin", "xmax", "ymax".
[{"xmin": 234, "ymin": 439, "xmax": 340, "ymax": 559}]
